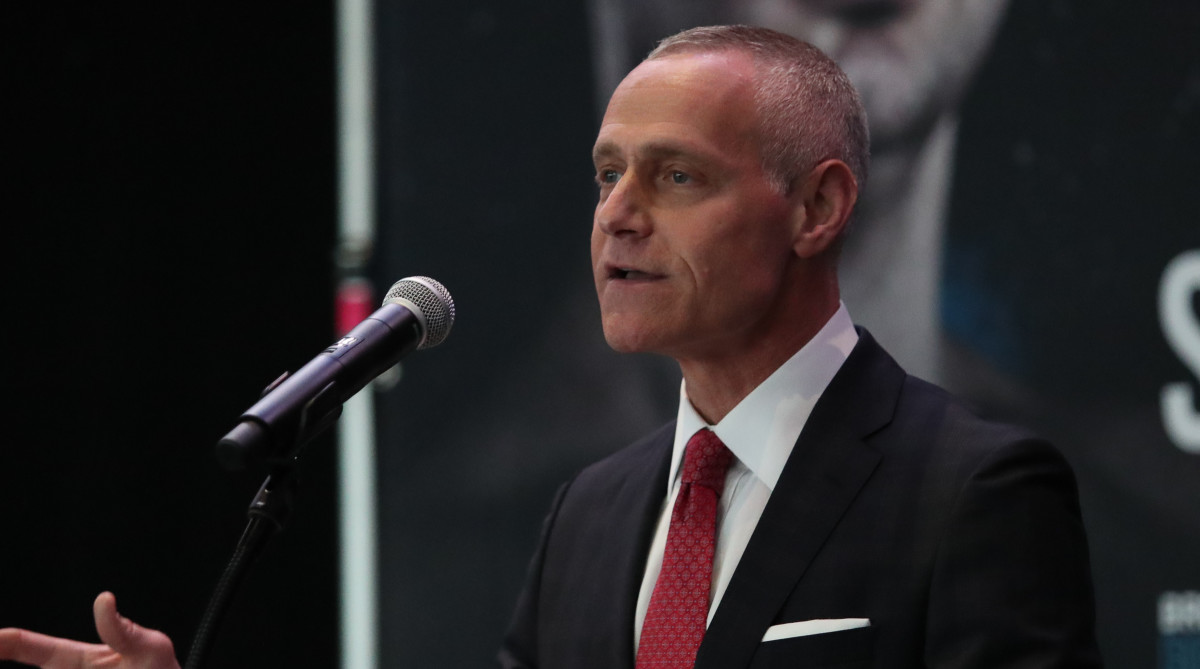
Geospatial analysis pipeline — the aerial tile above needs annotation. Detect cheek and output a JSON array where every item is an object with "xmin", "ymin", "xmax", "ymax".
[
  {"xmin": 672, "ymin": 219, "xmax": 726, "ymax": 278},
  {"xmin": 700, "ymin": 223, "xmax": 793, "ymax": 292},
  {"xmin": 589, "ymin": 221, "xmax": 603, "ymax": 264},
  {"xmin": 691, "ymin": 211, "xmax": 781, "ymax": 265}
]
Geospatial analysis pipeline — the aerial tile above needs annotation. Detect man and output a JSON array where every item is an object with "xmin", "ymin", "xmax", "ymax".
[
  {"xmin": 498, "ymin": 25, "xmax": 1100, "ymax": 668},
  {"xmin": 587, "ymin": 0, "xmax": 1012, "ymax": 384},
  {"xmin": 0, "ymin": 25, "xmax": 1100, "ymax": 669}
]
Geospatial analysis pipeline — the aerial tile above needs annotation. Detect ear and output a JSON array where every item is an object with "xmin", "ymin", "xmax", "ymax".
[{"xmin": 791, "ymin": 159, "xmax": 858, "ymax": 259}]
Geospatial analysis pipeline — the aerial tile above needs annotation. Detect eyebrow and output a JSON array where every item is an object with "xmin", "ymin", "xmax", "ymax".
[{"xmin": 592, "ymin": 139, "xmax": 715, "ymax": 166}]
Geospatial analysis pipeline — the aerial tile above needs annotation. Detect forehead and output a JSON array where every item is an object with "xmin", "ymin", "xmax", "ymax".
[{"xmin": 595, "ymin": 52, "xmax": 761, "ymax": 160}]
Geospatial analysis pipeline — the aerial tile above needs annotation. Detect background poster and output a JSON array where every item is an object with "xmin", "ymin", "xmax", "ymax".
[{"xmin": 375, "ymin": 1, "xmax": 1200, "ymax": 668}]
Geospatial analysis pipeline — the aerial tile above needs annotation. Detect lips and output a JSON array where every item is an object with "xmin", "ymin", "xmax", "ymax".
[
  {"xmin": 606, "ymin": 263, "xmax": 664, "ymax": 282},
  {"xmin": 612, "ymin": 268, "xmax": 659, "ymax": 281}
]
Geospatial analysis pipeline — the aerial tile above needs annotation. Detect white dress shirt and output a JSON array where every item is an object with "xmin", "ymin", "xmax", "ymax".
[{"xmin": 633, "ymin": 304, "xmax": 859, "ymax": 649}]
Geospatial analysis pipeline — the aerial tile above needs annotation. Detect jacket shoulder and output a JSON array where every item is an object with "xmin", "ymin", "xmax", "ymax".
[{"xmin": 565, "ymin": 420, "xmax": 675, "ymax": 502}]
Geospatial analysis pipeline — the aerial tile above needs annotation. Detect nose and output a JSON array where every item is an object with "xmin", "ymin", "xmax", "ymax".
[{"xmin": 595, "ymin": 174, "xmax": 651, "ymax": 239}]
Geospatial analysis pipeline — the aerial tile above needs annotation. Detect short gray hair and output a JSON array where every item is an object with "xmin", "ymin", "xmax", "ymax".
[{"xmin": 647, "ymin": 25, "xmax": 869, "ymax": 194}]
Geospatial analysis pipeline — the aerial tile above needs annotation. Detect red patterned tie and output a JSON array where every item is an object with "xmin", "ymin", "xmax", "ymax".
[{"xmin": 636, "ymin": 428, "xmax": 734, "ymax": 669}]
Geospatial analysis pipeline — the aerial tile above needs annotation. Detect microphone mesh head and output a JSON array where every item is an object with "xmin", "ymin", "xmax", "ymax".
[{"xmin": 383, "ymin": 276, "xmax": 455, "ymax": 349}]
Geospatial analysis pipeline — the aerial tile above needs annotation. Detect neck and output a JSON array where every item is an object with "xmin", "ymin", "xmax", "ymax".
[{"xmin": 675, "ymin": 284, "xmax": 838, "ymax": 424}]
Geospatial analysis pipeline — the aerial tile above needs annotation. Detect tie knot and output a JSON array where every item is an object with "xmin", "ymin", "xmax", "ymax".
[{"xmin": 681, "ymin": 429, "xmax": 733, "ymax": 492}]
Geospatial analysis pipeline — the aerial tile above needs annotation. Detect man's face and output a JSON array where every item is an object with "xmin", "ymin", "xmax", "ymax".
[
  {"xmin": 590, "ymin": 52, "xmax": 799, "ymax": 363},
  {"xmin": 726, "ymin": 0, "xmax": 1009, "ymax": 147}
]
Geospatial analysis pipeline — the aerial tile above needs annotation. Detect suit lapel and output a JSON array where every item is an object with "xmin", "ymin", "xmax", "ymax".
[
  {"xmin": 591, "ymin": 421, "xmax": 674, "ymax": 669},
  {"xmin": 695, "ymin": 331, "xmax": 904, "ymax": 668}
]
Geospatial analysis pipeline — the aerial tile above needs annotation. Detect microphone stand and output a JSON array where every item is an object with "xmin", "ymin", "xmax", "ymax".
[
  {"xmin": 183, "ymin": 464, "xmax": 298, "ymax": 669},
  {"xmin": 185, "ymin": 369, "xmax": 335, "ymax": 669}
]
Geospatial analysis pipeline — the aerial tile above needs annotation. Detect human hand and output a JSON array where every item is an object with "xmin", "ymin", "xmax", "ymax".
[{"xmin": 0, "ymin": 592, "xmax": 179, "ymax": 669}]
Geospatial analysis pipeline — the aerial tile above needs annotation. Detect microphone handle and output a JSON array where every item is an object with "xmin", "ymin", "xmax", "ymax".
[{"xmin": 217, "ymin": 302, "xmax": 422, "ymax": 470}]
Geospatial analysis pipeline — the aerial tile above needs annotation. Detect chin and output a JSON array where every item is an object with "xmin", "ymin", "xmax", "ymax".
[
  {"xmin": 602, "ymin": 331, "xmax": 649, "ymax": 354},
  {"xmin": 601, "ymin": 321, "xmax": 664, "ymax": 355}
]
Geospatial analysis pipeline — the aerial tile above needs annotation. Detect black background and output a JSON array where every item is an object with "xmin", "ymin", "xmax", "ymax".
[{"xmin": 4, "ymin": 5, "xmax": 339, "ymax": 668}]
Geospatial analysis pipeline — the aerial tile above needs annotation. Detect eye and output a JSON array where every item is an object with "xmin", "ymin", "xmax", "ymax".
[
  {"xmin": 669, "ymin": 171, "xmax": 691, "ymax": 185},
  {"xmin": 596, "ymin": 169, "xmax": 621, "ymax": 185}
]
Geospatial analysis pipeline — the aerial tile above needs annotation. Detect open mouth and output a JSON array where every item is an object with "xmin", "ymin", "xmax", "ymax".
[{"xmin": 610, "ymin": 267, "xmax": 660, "ymax": 281}]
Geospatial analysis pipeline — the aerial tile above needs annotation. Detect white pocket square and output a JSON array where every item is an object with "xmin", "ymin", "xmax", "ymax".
[{"xmin": 761, "ymin": 618, "xmax": 871, "ymax": 642}]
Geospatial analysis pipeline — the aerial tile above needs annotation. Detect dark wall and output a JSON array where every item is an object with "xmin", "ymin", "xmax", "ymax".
[{"xmin": 3, "ymin": 6, "xmax": 338, "ymax": 668}]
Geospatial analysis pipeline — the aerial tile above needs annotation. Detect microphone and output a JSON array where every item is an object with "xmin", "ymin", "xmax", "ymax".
[{"xmin": 216, "ymin": 276, "xmax": 455, "ymax": 471}]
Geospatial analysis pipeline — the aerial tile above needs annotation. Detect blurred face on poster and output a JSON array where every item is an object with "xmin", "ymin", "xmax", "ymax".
[
  {"xmin": 730, "ymin": 0, "xmax": 1009, "ymax": 147},
  {"xmin": 606, "ymin": 0, "xmax": 1009, "ymax": 149}
]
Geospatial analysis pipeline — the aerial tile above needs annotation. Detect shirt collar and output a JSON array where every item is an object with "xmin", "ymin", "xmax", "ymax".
[{"xmin": 671, "ymin": 303, "xmax": 859, "ymax": 491}]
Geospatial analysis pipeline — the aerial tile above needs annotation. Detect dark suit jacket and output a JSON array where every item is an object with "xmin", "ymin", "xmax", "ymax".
[{"xmin": 499, "ymin": 331, "xmax": 1102, "ymax": 668}]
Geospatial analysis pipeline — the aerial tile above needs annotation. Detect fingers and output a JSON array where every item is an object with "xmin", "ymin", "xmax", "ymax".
[
  {"xmin": 0, "ymin": 594, "xmax": 179, "ymax": 669},
  {"xmin": 0, "ymin": 627, "xmax": 100, "ymax": 667},
  {"xmin": 92, "ymin": 592, "xmax": 179, "ymax": 669},
  {"xmin": 91, "ymin": 593, "xmax": 126, "ymax": 652}
]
